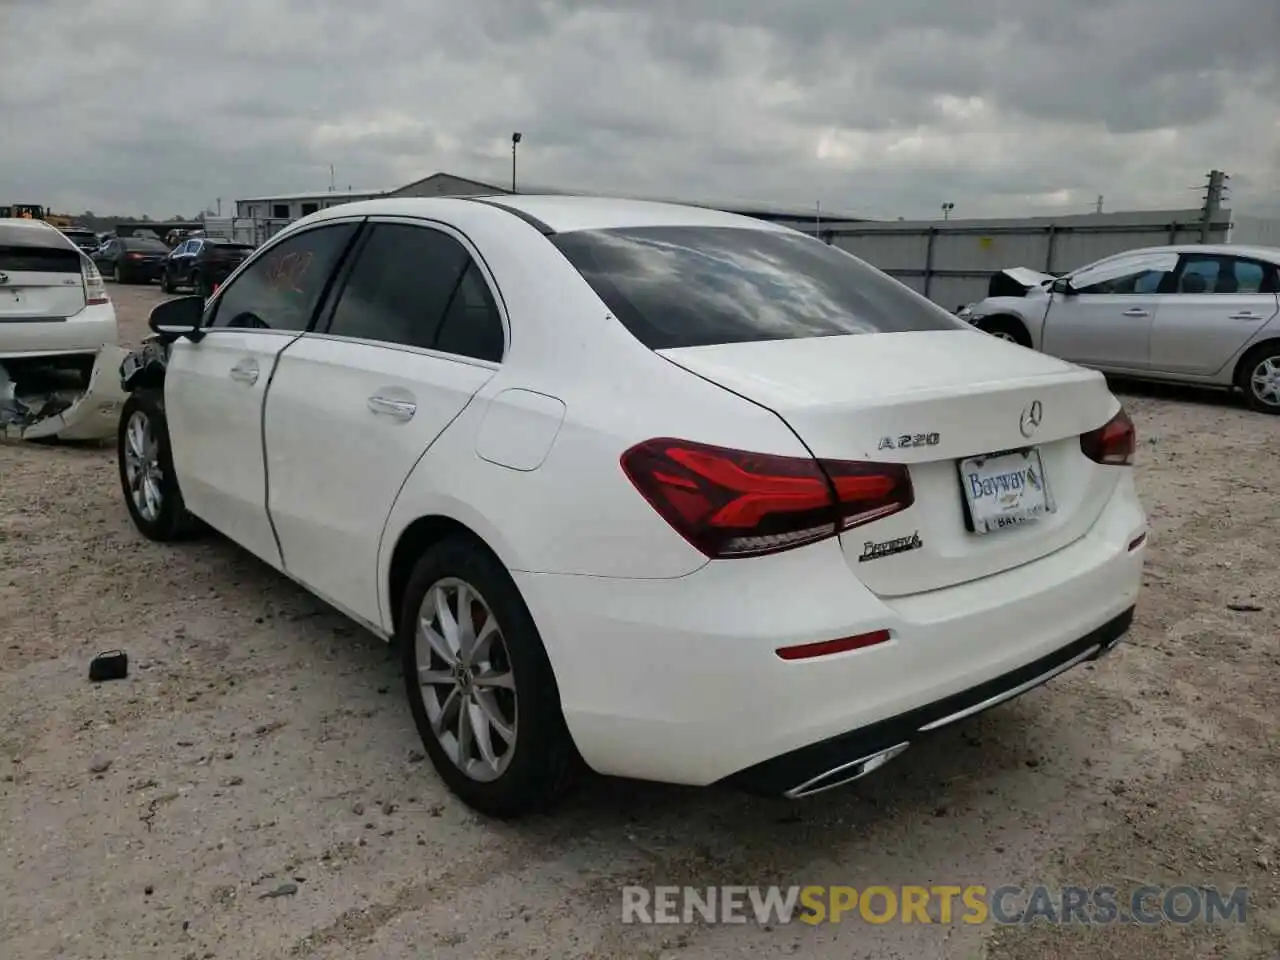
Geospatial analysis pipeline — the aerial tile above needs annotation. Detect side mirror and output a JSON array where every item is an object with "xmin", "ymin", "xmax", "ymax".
[
  {"xmin": 1050, "ymin": 278, "xmax": 1075, "ymax": 296},
  {"xmin": 148, "ymin": 295, "xmax": 206, "ymax": 343}
]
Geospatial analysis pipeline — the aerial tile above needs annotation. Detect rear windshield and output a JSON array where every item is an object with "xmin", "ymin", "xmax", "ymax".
[
  {"xmin": 122, "ymin": 238, "xmax": 169, "ymax": 252},
  {"xmin": 0, "ymin": 244, "xmax": 82, "ymax": 273},
  {"xmin": 549, "ymin": 226, "xmax": 966, "ymax": 349}
]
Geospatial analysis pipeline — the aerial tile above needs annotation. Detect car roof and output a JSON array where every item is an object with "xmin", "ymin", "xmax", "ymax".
[
  {"xmin": 1099, "ymin": 243, "xmax": 1280, "ymax": 264},
  {"xmin": 0, "ymin": 217, "xmax": 80, "ymax": 251},
  {"xmin": 298, "ymin": 195, "xmax": 794, "ymax": 236}
]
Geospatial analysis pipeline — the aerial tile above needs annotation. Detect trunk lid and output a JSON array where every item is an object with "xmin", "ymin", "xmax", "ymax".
[
  {"xmin": 0, "ymin": 245, "xmax": 87, "ymax": 321},
  {"xmin": 659, "ymin": 329, "xmax": 1123, "ymax": 597}
]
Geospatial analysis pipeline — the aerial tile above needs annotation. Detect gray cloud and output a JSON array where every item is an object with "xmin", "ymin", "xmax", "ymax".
[{"xmin": 1, "ymin": 0, "xmax": 1275, "ymax": 219}]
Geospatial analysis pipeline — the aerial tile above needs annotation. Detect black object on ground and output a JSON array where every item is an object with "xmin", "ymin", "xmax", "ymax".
[{"xmin": 89, "ymin": 650, "xmax": 129, "ymax": 682}]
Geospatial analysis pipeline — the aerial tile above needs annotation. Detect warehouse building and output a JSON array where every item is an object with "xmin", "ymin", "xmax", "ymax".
[{"xmin": 233, "ymin": 171, "xmax": 864, "ymax": 239}]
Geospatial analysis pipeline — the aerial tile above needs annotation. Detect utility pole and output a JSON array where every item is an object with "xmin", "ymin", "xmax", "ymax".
[
  {"xmin": 1200, "ymin": 169, "xmax": 1228, "ymax": 242},
  {"xmin": 511, "ymin": 132, "xmax": 523, "ymax": 193},
  {"xmin": 1096, "ymin": 195, "xmax": 1103, "ymax": 214},
  {"xmin": 216, "ymin": 197, "xmax": 222, "ymax": 217},
  {"xmin": 815, "ymin": 200, "xmax": 821, "ymax": 235}
]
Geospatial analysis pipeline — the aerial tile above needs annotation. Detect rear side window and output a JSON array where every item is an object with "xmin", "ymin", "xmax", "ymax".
[
  {"xmin": 323, "ymin": 223, "xmax": 470, "ymax": 349},
  {"xmin": 208, "ymin": 222, "xmax": 357, "ymax": 331},
  {"xmin": 434, "ymin": 262, "xmax": 505, "ymax": 363},
  {"xmin": 549, "ymin": 226, "xmax": 966, "ymax": 349}
]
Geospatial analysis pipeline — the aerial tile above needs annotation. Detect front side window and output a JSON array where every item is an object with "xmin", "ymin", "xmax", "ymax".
[
  {"xmin": 1176, "ymin": 255, "xmax": 1221, "ymax": 294},
  {"xmin": 323, "ymin": 223, "xmax": 471, "ymax": 349},
  {"xmin": 550, "ymin": 226, "xmax": 967, "ymax": 350},
  {"xmin": 1069, "ymin": 252, "xmax": 1178, "ymax": 295},
  {"xmin": 207, "ymin": 222, "xmax": 357, "ymax": 331}
]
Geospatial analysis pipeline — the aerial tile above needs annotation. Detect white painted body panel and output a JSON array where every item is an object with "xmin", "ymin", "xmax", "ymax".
[{"xmin": 156, "ymin": 195, "xmax": 1147, "ymax": 789}]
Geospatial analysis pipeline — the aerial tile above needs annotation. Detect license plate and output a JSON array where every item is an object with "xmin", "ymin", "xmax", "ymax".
[{"xmin": 959, "ymin": 448, "xmax": 1053, "ymax": 534}]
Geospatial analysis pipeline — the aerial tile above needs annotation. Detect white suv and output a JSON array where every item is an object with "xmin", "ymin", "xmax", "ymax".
[{"xmin": 0, "ymin": 217, "xmax": 117, "ymax": 377}]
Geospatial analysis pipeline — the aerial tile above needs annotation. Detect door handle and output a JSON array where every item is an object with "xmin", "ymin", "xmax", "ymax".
[
  {"xmin": 1121, "ymin": 308, "xmax": 1150, "ymax": 318},
  {"xmin": 367, "ymin": 395, "xmax": 416, "ymax": 420},
  {"xmin": 229, "ymin": 359, "xmax": 259, "ymax": 385},
  {"xmin": 1228, "ymin": 312, "xmax": 1261, "ymax": 320}
]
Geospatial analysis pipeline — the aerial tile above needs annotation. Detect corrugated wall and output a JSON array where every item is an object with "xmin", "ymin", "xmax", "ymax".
[{"xmin": 820, "ymin": 210, "xmax": 1232, "ymax": 308}]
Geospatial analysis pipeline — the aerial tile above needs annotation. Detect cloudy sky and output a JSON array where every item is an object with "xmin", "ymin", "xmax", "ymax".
[{"xmin": 3, "ymin": 0, "xmax": 1277, "ymax": 220}]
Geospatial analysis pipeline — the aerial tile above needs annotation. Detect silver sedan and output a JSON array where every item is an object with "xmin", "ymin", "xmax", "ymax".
[{"xmin": 962, "ymin": 244, "xmax": 1280, "ymax": 413}]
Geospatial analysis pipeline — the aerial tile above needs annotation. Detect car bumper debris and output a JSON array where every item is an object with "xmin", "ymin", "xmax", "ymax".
[{"xmin": 0, "ymin": 345, "xmax": 129, "ymax": 441}]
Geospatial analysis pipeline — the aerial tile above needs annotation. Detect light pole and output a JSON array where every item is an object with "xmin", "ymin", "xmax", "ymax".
[
  {"xmin": 941, "ymin": 202, "xmax": 955, "ymax": 221},
  {"xmin": 511, "ymin": 132, "xmax": 523, "ymax": 193}
]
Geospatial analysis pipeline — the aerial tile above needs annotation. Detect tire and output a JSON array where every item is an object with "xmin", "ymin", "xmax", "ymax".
[
  {"xmin": 160, "ymin": 269, "xmax": 173, "ymax": 294},
  {"xmin": 400, "ymin": 536, "xmax": 579, "ymax": 818},
  {"xmin": 977, "ymin": 315, "xmax": 1032, "ymax": 347},
  {"xmin": 191, "ymin": 271, "xmax": 209, "ymax": 299},
  {"xmin": 111, "ymin": 262, "xmax": 123, "ymax": 283},
  {"xmin": 1236, "ymin": 342, "xmax": 1280, "ymax": 414},
  {"xmin": 117, "ymin": 391, "xmax": 201, "ymax": 540}
]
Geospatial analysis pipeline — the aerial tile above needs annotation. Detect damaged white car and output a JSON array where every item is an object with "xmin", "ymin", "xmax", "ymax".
[
  {"xmin": 959, "ymin": 246, "xmax": 1280, "ymax": 413},
  {"xmin": 0, "ymin": 217, "xmax": 128, "ymax": 440}
]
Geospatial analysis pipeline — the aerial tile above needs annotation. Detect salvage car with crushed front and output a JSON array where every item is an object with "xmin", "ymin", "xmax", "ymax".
[
  {"xmin": 959, "ymin": 245, "xmax": 1280, "ymax": 412},
  {"xmin": 0, "ymin": 216, "xmax": 128, "ymax": 440}
]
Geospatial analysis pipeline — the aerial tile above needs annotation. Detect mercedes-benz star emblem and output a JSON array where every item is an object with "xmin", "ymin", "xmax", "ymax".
[{"xmin": 1019, "ymin": 400, "xmax": 1044, "ymax": 438}]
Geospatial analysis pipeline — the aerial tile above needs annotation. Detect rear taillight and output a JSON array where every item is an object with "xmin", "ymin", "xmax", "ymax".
[
  {"xmin": 81, "ymin": 258, "xmax": 109, "ymax": 305},
  {"xmin": 620, "ymin": 438, "xmax": 914, "ymax": 559},
  {"xmin": 1080, "ymin": 407, "xmax": 1135, "ymax": 466},
  {"xmin": 126, "ymin": 252, "xmax": 144, "ymax": 260}
]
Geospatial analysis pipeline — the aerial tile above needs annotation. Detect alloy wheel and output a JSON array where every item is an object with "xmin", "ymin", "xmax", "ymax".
[
  {"xmin": 123, "ymin": 411, "xmax": 163, "ymax": 522},
  {"xmin": 990, "ymin": 330, "xmax": 1019, "ymax": 343},
  {"xmin": 1249, "ymin": 357, "xmax": 1280, "ymax": 408},
  {"xmin": 415, "ymin": 578, "xmax": 518, "ymax": 782}
]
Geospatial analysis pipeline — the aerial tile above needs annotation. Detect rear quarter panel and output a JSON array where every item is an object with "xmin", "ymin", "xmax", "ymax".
[{"xmin": 374, "ymin": 208, "xmax": 813, "ymax": 632}]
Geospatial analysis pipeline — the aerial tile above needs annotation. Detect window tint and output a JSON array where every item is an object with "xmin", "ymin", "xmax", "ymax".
[
  {"xmin": 1233, "ymin": 261, "xmax": 1266, "ymax": 293},
  {"xmin": 1177, "ymin": 255, "xmax": 1220, "ymax": 293},
  {"xmin": 434, "ymin": 262, "xmax": 505, "ymax": 362},
  {"xmin": 1071, "ymin": 252, "xmax": 1178, "ymax": 295},
  {"xmin": 549, "ymin": 226, "xmax": 966, "ymax": 350},
  {"xmin": 208, "ymin": 223, "xmax": 357, "ymax": 331},
  {"xmin": 325, "ymin": 223, "xmax": 470, "ymax": 348}
]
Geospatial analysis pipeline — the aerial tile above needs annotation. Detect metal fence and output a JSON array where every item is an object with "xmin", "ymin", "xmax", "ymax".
[{"xmin": 818, "ymin": 210, "xmax": 1233, "ymax": 309}]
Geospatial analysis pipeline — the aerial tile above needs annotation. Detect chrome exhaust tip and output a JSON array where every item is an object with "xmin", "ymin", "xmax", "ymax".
[{"xmin": 783, "ymin": 742, "xmax": 910, "ymax": 799}]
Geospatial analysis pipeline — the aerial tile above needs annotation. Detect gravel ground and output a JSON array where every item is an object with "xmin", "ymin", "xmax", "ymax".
[{"xmin": 1, "ymin": 281, "xmax": 1278, "ymax": 959}]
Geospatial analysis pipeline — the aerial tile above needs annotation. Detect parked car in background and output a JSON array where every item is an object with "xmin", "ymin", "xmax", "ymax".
[
  {"xmin": 115, "ymin": 196, "xmax": 1146, "ymax": 817},
  {"xmin": 961, "ymin": 244, "xmax": 1280, "ymax": 413},
  {"xmin": 60, "ymin": 228, "xmax": 101, "ymax": 254},
  {"xmin": 93, "ymin": 236, "xmax": 170, "ymax": 284},
  {"xmin": 161, "ymin": 237, "xmax": 255, "ymax": 297},
  {"xmin": 0, "ymin": 216, "xmax": 116, "ymax": 380}
]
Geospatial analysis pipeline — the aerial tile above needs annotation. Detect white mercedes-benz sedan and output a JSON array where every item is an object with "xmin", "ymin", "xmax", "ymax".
[{"xmin": 115, "ymin": 196, "xmax": 1147, "ymax": 817}]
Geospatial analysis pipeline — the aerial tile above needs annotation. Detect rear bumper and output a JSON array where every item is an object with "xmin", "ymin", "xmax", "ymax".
[
  {"xmin": 515, "ymin": 471, "xmax": 1146, "ymax": 789},
  {"xmin": 720, "ymin": 606, "xmax": 1131, "ymax": 797},
  {"xmin": 204, "ymin": 262, "xmax": 242, "ymax": 284},
  {"xmin": 0, "ymin": 303, "xmax": 119, "ymax": 359}
]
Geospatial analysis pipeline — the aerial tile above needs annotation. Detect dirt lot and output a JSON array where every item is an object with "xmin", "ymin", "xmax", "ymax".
[{"xmin": 1, "ymin": 281, "xmax": 1278, "ymax": 959}]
